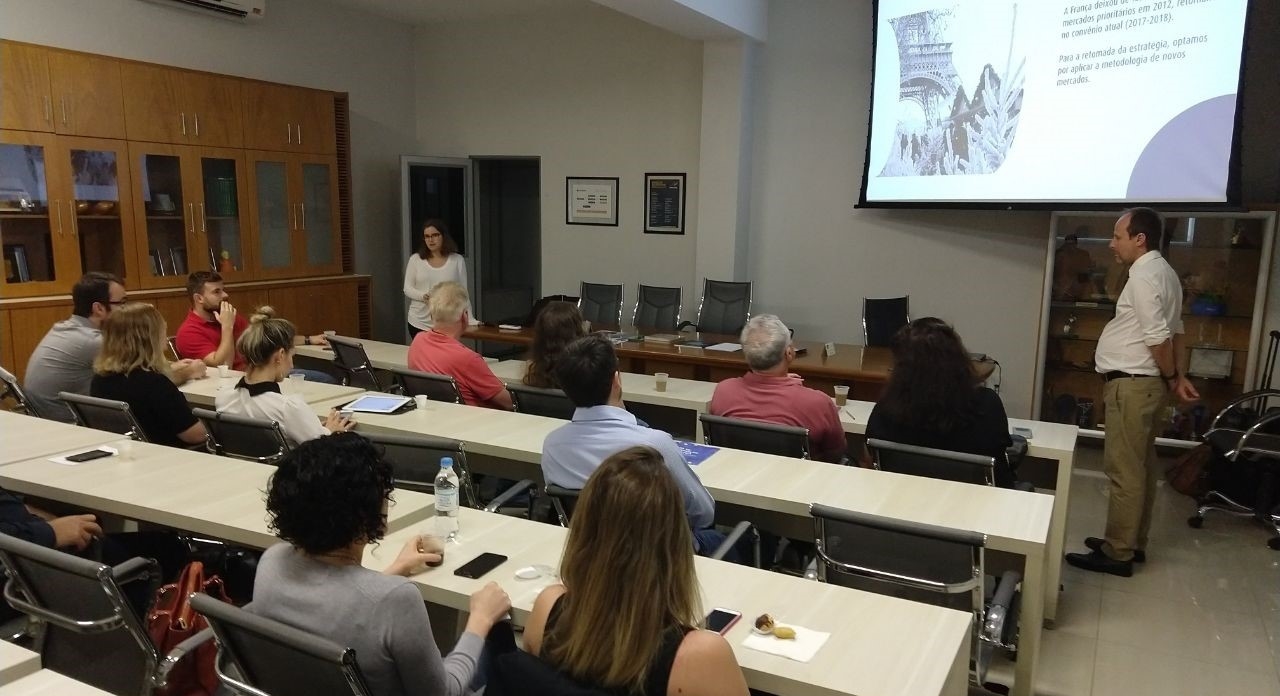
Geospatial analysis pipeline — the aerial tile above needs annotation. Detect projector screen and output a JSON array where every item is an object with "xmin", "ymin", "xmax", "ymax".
[{"xmin": 859, "ymin": 0, "xmax": 1252, "ymax": 208}]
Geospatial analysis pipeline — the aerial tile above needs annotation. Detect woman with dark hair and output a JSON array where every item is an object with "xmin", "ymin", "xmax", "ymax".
[
  {"xmin": 253, "ymin": 433, "xmax": 511, "ymax": 696},
  {"xmin": 517, "ymin": 446, "xmax": 748, "ymax": 696},
  {"xmin": 864, "ymin": 317, "xmax": 1017, "ymax": 488},
  {"xmin": 522, "ymin": 301, "xmax": 586, "ymax": 389},
  {"xmin": 403, "ymin": 219, "xmax": 469, "ymax": 338}
]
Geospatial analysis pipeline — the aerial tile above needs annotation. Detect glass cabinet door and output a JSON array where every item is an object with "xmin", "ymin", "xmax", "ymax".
[
  {"xmin": 131, "ymin": 144, "xmax": 189, "ymax": 288},
  {"xmin": 300, "ymin": 159, "xmax": 338, "ymax": 271},
  {"xmin": 65, "ymin": 138, "xmax": 136, "ymax": 283},
  {"xmin": 198, "ymin": 151, "xmax": 248, "ymax": 279},
  {"xmin": 250, "ymin": 154, "xmax": 293, "ymax": 277},
  {"xmin": 0, "ymin": 132, "xmax": 69, "ymax": 296}
]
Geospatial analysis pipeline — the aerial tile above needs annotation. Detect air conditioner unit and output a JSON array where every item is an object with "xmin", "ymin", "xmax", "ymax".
[{"xmin": 139, "ymin": 0, "xmax": 266, "ymax": 21}]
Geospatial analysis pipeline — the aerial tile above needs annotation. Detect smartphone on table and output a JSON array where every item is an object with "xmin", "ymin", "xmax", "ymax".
[
  {"xmin": 704, "ymin": 608, "xmax": 742, "ymax": 635},
  {"xmin": 453, "ymin": 552, "xmax": 508, "ymax": 579},
  {"xmin": 66, "ymin": 449, "xmax": 114, "ymax": 463}
]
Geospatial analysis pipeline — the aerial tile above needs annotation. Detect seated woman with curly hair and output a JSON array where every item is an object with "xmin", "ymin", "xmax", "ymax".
[{"xmin": 254, "ymin": 432, "xmax": 511, "ymax": 696}]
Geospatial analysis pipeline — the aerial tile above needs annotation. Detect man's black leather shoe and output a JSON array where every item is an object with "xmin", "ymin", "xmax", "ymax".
[
  {"xmin": 1084, "ymin": 537, "xmax": 1145, "ymax": 563},
  {"xmin": 1065, "ymin": 549, "xmax": 1133, "ymax": 577}
]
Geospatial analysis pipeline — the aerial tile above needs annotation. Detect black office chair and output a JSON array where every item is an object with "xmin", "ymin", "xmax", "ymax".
[
  {"xmin": 700, "ymin": 413, "xmax": 810, "ymax": 459},
  {"xmin": 392, "ymin": 367, "xmax": 461, "ymax": 403},
  {"xmin": 807, "ymin": 505, "xmax": 1019, "ymax": 688},
  {"xmin": 862, "ymin": 296, "xmax": 910, "ymax": 347},
  {"xmin": 509, "ymin": 383, "xmax": 576, "ymax": 420},
  {"xmin": 0, "ymin": 365, "xmax": 40, "ymax": 417},
  {"xmin": 58, "ymin": 391, "xmax": 149, "ymax": 442},
  {"xmin": 578, "ymin": 282, "xmax": 624, "ymax": 328},
  {"xmin": 678, "ymin": 279, "xmax": 752, "ymax": 335},
  {"xmin": 360, "ymin": 430, "xmax": 479, "ymax": 508},
  {"xmin": 1194, "ymin": 388, "xmax": 1280, "ymax": 550},
  {"xmin": 165, "ymin": 336, "xmax": 181, "ymax": 362},
  {"xmin": 543, "ymin": 484, "xmax": 582, "ymax": 527},
  {"xmin": 0, "ymin": 532, "xmax": 199, "ymax": 696},
  {"xmin": 867, "ymin": 438, "xmax": 996, "ymax": 486},
  {"xmin": 327, "ymin": 335, "xmax": 384, "ymax": 391},
  {"xmin": 189, "ymin": 593, "xmax": 374, "ymax": 696},
  {"xmin": 193, "ymin": 408, "xmax": 292, "ymax": 464},
  {"xmin": 632, "ymin": 284, "xmax": 683, "ymax": 331}
]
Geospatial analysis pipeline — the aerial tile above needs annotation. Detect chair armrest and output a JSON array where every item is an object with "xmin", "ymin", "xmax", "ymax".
[
  {"xmin": 1209, "ymin": 389, "xmax": 1280, "ymax": 429},
  {"xmin": 111, "ymin": 556, "xmax": 158, "ymax": 584},
  {"xmin": 1013, "ymin": 481, "xmax": 1036, "ymax": 493},
  {"xmin": 676, "ymin": 321, "xmax": 697, "ymax": 332},
  {"xmin": 484, "ymin": 479, "xmax": 537, "ymax": 513},
  {"xmin": 982, "ymin": 570, "xmax": 1021, "ymax": 651},
  {"xmin": 1239, "ymin": 410, "xmax": 1280, "ymax": 457},
  {"xmin": 155, "ymin": 626, "xmax": 215, "ymax": 689},
  {"xmin": 710, "ymin": 521, "xmax": 759, "ymax": 566}
]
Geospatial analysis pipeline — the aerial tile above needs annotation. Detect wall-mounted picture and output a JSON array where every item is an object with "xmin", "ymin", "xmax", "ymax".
[
  {"xmin": 644, "ymin": 173, "xmax": 685, "ymax": 234},
  {"xmin": 566, "ymin": 177, "xmax": 619, "ymax": 226}
]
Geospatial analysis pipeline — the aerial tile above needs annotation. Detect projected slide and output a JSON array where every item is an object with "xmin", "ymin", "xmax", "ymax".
[{"xmin": 861, "ymin": 0, "xmax": 1250, "ymax": 205}]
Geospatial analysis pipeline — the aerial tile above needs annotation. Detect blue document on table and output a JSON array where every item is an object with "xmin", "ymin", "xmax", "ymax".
[{"xmin": 675, "ymin": 440, "xmax": 719, "ymax": 465}]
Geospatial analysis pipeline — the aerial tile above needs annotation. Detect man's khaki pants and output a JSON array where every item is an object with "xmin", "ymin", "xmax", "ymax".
[{"xmin": 1101, "ymin": 375, "xmax": 1168, "ymax": 561}]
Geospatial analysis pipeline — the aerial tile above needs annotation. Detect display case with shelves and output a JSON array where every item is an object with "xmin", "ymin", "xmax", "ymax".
[{"xmin": 1035, "ymin": 211, "xmax": 1276, "ymax": 442}]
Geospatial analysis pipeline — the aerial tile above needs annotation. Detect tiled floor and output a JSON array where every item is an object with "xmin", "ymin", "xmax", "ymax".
[{"xmin": 987, "ymin": 472, "xmax": 1280, "ymax": 695}]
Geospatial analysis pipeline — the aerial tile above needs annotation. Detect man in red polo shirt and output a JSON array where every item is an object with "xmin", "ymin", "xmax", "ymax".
[
  {"xmin": 175, "ymin": 271, "xmax": 329, "ymax": 371},
  {"xmin": 709, "ymin": 314, "xmax": 847, "ymax": 463},
  {"xmin": 407, "ymin": 281, "xmax": 513, "ymax": 409}
]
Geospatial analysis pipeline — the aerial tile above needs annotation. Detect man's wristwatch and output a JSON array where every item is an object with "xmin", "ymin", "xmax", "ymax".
[{"xmin": 303, "ymin": 335, "xmax": 311, "ymax": 346}]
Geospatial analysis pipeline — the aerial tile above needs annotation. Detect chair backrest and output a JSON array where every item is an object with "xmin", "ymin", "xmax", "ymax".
[
  {"xmin": 327, "ymin": 335, "xmax": 383, "ymax": 391},
  {"xmin": 165, "ymin": 336, "xmax": 181, "ymax": 362},
  {"xmin": 578, "ymin": 282, "xmax": 624, "ymax": 328},
  {"xmin": 862, "ymin": 296, "xmax": 910, "ymax": 347},
  {"xmin": 632, "ymin": 284, "xmax": 682, "ymax": 331},
  {"xmin": 360, "ymin": 430, "xmax": 477, "ymax": 507},
  {"xmin": 59, "ymin": 391, "xmax": 150, "ymax": 442},
  {"xmin": 392, "ymin": 367, "xmax": 461, "ymax": 404},
  {"xmin": 695, "ymin": 279, "xmax": 752, "ymax": 335},
  {"xmin": 193, "ymin": 408, "xmax": 291, "ymax": 464},
  {"xmin": 190, "ymin": 593, "xmax": 373, "ymax": 696},
  {"xmin": 699, "ymin": 413, "xmax": 810, "ymax": 459},
  {"xmin": 0, "ymin": 365, "xmax": 40, "ymax": 417},
  {"xmin": 544, "ymin": 484, "xmax": 582, "ymax": 527},
  {"xmin": 0, "ymin": 532, "xmax": 160, "ymax": 696},
  {"xmin": 867, "ymin": 438, "xmax": 996, "ymax": 487},
  {"xmin": 509, "ymin": 383, "xmax": 576, "ymax": 420}
]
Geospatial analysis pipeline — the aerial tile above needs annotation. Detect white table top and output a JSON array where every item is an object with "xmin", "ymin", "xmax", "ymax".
[
  {"xmin": 294, "ymin": 337, "xmax": 498, "ymax": 369},
  {"xmin": 0, "ymin": 411, "xmax": 127, "ymax": 466},
  {"xmin": 0, "ymin": 429, "xmax": 433, "ymax": 549},
  {"xmin": 489, "ymin": 360, "xmax": 717, "ymax": 411},
  {"xmin": 0, "ymin": 640, "xmax": 41, "ymax": 684},
  {"xmin": 178, "ymin": 371, "xmax": 366, "ymax": 408},
  {"xmin": 1, "ymin": 669, "xmax": 114, "ymax": 695},
  {"xmin": 369, "ymin": 508, "xmax": 972, "ymax": 696}
]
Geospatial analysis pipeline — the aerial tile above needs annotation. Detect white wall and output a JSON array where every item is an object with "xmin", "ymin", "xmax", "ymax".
[
  {"xmin": 413, "ymin": 3, "xmax": 704, "ymax": 303},
  {"xmin": 0, "ymin": 0, "xmax": 418, "ymax": 339},
  {"xmin": 743, "ymin": 0, "xmax": 1051, "ymax": 416}
]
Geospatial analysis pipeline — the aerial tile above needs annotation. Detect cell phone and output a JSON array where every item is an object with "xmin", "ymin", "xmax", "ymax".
[
  {"xmin": 704, "ymin": 608, "xmax": 742, "ymax": 635},
  {"xmin": 453, "ymin": 552, "xmax": 508, "ymax": 579},
  {"xmin": 66, "ymin": 449, "xmax": 114, "ymax": 463},
  {"xmin": 1012, "ymin": 426, "xmax": 1034, "ymax": 439}
]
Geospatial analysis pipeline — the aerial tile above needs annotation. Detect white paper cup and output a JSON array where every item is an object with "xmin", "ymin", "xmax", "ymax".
[
  {"xmin": 339, "ymin": 409, "xmax": 355, "ymax": 423},
  {"xmin": 655, "ymin": 372, "xmax": 669, "ymax": 392},
  {"xmin": 414, "ymin": 394, "xmax": 429, "ymax": 410},
  {"xmin": 217, "ymin": 365, "xmax": 229, "ymax": 379},
  {"xmin": 833, "ymin": 385, "xmax": 850, "ymax": 406},
  {"xmin": 323, "ymin": 330, "xmax": 336, "ymax": 337},
  {"xmin": 115, "ymin": 440, "xmax": 134, "ymax": 460}
]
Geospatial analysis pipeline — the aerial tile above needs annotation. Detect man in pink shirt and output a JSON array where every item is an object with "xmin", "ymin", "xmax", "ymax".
[
  {"xmin": 407, "ymin": 281, "xmax": 513, "ymax": 409},
  {"xmin": 709, "ymin": 314, "xmax": 847, "ymax": 462}
]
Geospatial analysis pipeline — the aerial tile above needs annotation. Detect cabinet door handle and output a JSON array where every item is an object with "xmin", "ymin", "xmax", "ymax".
[
  {"xmin": 59, "ymin": 97, "xmax": 68, "ymax": 125},
  {"xmin": 299, "ymin": 202, "xmax": 306, "ymax": 230},
  {"xmin": 198, "ymin": 202, "xmax": 207, "ymax": 233},
  {"xmin": 286, "ymin": 123, "xmax": 292, "ymax": 144},
  {"xmin": 54, "ymin": 199, "xmax": 63, "ymax": 236},
  {"xmin": 68, "ymin": 200, "xmax": 78, "ymax": 237},
  {"xmin": 291, "ymin": 202, "xmax": 298, "ymax": 231},
  {"xmin": 43, "ymin": 95, "xmax": 51, "ymax": 123},
  {"xmin": 181, "ymin": 112, "xmax": 187, "ymax": 136},
  {"xmin": 188, "ymin": 203, "xmax": 195, "ymax": 234},
  {"xmin": 194, "ymin": 113, "xmax": 200, "ymax": 137},
  {"xmin": 296, "ymin": 124, "xmax": 302, "ymax": 146}
]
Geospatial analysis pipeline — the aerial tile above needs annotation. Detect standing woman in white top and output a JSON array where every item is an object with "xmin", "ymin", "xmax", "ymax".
[
  {"xmin": 214, "ymin": 307, "xmax": 354, "ymax": 446},
  {"xmin": 404, "ymin": 219, "xmax": 468, "ymax": 339}
]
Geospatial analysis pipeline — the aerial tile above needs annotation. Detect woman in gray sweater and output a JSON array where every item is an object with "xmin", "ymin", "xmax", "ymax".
[{"xmin": 254, "ymin": 432, "xmax": 510, "ymax": 696}]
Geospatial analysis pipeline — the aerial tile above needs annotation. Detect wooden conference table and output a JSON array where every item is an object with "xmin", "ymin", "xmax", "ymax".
[
  {"xmin": 312, "ymin": 396, "xmax": 1053, "ymax": 696},
  {"xmin": 371, "ymin": 507, "xmax": 973, "ymax": 696}
]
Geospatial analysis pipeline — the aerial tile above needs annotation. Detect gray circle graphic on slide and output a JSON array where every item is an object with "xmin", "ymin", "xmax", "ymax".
[{"xmin": 1126, "ymin": 94, "xmax": 1237, "ymax": 200}]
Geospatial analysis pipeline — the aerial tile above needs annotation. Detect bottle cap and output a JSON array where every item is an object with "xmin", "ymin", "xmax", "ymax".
[{"xmin": 441, "ymin": 457, "xmax": 454, "ymax": 468}]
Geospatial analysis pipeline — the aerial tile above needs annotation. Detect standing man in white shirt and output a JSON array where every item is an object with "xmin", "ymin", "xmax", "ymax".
[{"xmin": 1066, "ymin": 208, "xmax": 1199, "ymax": 577}]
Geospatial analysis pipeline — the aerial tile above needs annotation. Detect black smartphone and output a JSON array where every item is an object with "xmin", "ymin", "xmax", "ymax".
[
  {"xmin": 704, "ymin": 608, "xmax": 742, "ymax": 635},
  {"xmin": 453, "ymin": 552, "xmax": 508, "ymax": 579},
  {"xmin": 66, "ymin": 449, "xmax": 114, "ymax": 463}
]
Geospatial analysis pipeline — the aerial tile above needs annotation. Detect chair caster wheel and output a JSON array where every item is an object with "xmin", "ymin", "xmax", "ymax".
[
  {"xmin": 1267, "ymin": 537, "xmax": 1280, "ymax": 551},
  {"xmin": 1187, "ymin": 516, "xmax": 1204, "ymax": 529}
]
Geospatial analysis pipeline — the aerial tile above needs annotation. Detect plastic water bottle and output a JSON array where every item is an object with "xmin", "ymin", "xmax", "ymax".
[{"xmin": 434, "ymin": 457, "xmax": 460, "ymax": 540}]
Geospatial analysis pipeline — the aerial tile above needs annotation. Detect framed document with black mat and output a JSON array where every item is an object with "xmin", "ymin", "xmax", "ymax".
[{"xmin": 644, "ymin": 172, "xmax": 685, "ymax": 234}]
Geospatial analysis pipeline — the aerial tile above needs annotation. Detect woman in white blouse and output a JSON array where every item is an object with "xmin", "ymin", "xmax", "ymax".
[
  {"xmin": 214, "ymin": 307, "xmax": 353, "ymax": 446},
  {"xmin": 404, "ymin": 219, "xmax": 468, "ymax": 338}
]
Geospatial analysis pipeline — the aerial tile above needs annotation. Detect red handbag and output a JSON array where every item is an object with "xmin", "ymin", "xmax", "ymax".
[{"xmin": 147, "ymin": 561, "xmax": 230, "ymax": 696}]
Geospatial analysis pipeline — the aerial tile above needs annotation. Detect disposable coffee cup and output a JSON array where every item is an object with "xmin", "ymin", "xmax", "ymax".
[
  {"xmin": 217, "ymin": 365, "xmax": 229, "ymax": 379},
  {"xmin": 414, "ymin": 395, "xmax": 429, "ymax": 410},
  {"xmin": 339, "ymin": 409, "xmax": 355, "ymax": 423},
  {"xmin": 655, "ymin": 372, "xmax": 669, "ymax": 392},
  {"xmin": 323, "ymin": 330, "xmax": 336, "ymax": 337},
  {"xmin": 833, "ymin": 385, "xmax": 849, "ymax": 406},
  {"xmin": 115, "ymin": 440, "xmax": 134, "ymax": 460}
]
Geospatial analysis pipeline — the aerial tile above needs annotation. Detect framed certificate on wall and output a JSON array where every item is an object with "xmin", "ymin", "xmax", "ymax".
[
  {"xmin": 644, "ymin": 173, "xmax": 685, "ymax": 234},
  {"xmin": 566, "ymin": 177, "xmax": 619, "ymax": 226}
]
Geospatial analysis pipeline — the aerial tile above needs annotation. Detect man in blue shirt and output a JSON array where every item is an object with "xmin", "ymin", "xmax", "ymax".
[{"xmin": 541, "ymin": 335, "xmax": 721, "ymax": 552}]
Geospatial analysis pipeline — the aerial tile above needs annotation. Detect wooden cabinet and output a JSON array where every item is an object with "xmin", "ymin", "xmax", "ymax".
[
  {"xmin": 1, "ymin": 43, "xmax": 126, "ymax": 139},
  {"xmin": 246, "ymin": 151, "xmax": 340, "ymax": 279},
  {"xmin": 122, "ymin": 64, "xmax": 243, "ymax": 148},
  {"xmin": 242, "ymin": 82, "xmax": 335, "ymax": 155},
  {"xmin": 1, "ymin": 43, "xmax": 53, "ymax": 132}
]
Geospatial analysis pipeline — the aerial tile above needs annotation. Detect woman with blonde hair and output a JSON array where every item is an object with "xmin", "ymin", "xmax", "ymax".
[
  {"xmin": 215, "ymin": 307, "xmax": 353, "ymax": 446},
  {"xmin": 518, "ymin": 446, "xmax": 748, "ymax": 696},
  {"xmin": 522, "ymin": 301, "xmax": 586, "ymax": 389},
  {"xmin": 90, "ymin": 302, "xmax": 207, "ymax": 447}
]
